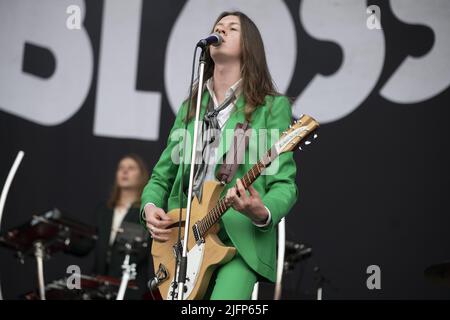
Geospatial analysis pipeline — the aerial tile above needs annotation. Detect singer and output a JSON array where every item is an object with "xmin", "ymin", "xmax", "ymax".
[{"xmin": 141, "ymin": 11, "xmax": 298, "ymax": 300}]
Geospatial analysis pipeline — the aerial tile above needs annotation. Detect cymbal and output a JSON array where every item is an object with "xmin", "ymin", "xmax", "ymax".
[{"xmin": 424, "ymin": 261, "xmax": 450, "ymax": 286}]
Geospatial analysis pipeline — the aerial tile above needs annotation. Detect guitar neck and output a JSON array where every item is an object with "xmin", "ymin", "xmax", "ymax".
[
  {"xmin": 196, "ymin": 150, "xmax": 273, "ymax": 238},
  {"xmin": 192, "ymin": 114, "xmax": 319, "ymax": 241}
]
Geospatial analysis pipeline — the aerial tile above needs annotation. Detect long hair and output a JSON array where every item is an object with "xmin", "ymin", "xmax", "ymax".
[
  {"xmin": 107, "ymin": 154, "xmax": 149, "ymax": 209},
  {"xmin": 186, "ymin": 11, "xmax": 279, "ymax": 122}
]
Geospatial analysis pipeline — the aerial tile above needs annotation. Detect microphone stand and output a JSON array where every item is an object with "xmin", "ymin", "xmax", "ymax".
[
  {"xmin": 176, "ymin": 47, "xmax": 207, "ymax": 300},
  {"xmin": 314, "ymin": 266, "xmax": 333, "ymax": 300}
]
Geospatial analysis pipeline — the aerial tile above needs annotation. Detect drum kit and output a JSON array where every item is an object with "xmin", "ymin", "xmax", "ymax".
[
  {"xmin": 0, "ymin": 208, "xmax": 151, "ymax": 300},
  {"xmin": 21, "ymin": 274, "xmax": 139, "ymax": 300},
  {"xmin": 1, "ymin": 207, "xmax": 448, "ymax": 299}
]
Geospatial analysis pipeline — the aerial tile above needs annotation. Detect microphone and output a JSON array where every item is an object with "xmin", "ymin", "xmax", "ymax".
[{"xmin": 196, "ymin": 32, "xmax": 223, "ymax": 48}]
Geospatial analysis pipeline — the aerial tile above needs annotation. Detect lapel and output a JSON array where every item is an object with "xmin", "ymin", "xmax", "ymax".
[
  {"xmin": 186, "ymin": 92, "xmax": 208, "ymax": 144},
  {"xmin": 183, "ymin": 92, "xmax": 246, "ymax": 178}
]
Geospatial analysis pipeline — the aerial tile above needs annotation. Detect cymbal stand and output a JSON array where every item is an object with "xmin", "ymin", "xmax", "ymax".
[{"xmin": 116, "ymin": 243, "xmax": 136, "ymax": 300}]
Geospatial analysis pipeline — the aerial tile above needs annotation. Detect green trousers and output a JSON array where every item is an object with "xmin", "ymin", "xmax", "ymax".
[{"xmin": 203, "ymin": 221, "xmax": 258, "ymax": 300}]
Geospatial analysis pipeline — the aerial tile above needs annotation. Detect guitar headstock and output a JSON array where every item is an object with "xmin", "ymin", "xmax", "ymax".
[{"xmin": 274, "ymin": 114, "xmax": 320, "ymax": 155}]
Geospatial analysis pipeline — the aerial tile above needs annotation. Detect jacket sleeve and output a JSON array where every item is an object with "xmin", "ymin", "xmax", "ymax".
[
  {"xmin": 140, "ymin": 102, "xmax": 188, "ymax": 225},
  {"xmin": 259, "ymin": 96, "xmax": 299, "ymax": 233}
]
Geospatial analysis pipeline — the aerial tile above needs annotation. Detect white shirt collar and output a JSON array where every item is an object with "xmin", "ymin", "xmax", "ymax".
[{"xmin": 206, "ymin": 77, "xmax": 242, "ymax": 108}]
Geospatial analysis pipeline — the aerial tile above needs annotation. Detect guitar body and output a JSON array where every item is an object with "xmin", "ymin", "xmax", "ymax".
[{"xmin": 151, "ymin": 180, "xmax": 237, "ymax": 300}]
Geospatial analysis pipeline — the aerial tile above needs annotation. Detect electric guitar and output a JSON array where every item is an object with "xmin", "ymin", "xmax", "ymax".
[{"xmin": 151, "ymin": 114, "xmax": 319, "ymax": 300}]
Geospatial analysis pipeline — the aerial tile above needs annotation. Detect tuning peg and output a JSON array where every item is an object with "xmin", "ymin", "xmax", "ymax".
[
  {"xmin": 304, "ymin": 140, "xmax": 311, "ymax": 145},
  {"xmin": 313, "ymin": 133, "xmax": 318, "ymax": 139}
]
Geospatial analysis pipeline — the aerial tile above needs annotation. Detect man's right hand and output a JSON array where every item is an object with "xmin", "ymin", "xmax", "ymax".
[{"xmin": 144, "ymin": 204, "xmax": 173, "ymax": 242}]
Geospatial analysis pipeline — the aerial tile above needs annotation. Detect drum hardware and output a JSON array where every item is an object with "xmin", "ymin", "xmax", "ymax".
[
  {"xmin": 114, "ymin": 221, "xmax": 149, "ymax": 300},
  {"xmin": 0, "ymin": 208, "xmax": 97, "ymax": 300}
]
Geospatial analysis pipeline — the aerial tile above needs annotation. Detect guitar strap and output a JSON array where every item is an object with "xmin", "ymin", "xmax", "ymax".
[{"xmin": 216, "ymin": 121, "xmax": 251, "ymax": 184}]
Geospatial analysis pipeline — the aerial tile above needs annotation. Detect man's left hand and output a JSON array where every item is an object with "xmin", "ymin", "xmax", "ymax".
[{"xmin": 224, "ymin": 178, "xmax": 268, "ymax": 224}]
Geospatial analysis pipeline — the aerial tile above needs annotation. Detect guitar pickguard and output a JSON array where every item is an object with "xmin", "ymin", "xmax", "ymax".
[{"xmin": 167, "ymin": 241, "xmax": 205, "ymax": 300}]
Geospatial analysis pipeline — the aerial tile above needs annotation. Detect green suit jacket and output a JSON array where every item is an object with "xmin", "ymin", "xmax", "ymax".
[{"xmin": 140, "ymin": 92, "xmax": 298, "ymax": 282}]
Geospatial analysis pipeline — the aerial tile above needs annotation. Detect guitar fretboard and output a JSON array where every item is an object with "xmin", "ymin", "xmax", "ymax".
[{"xmin": 195, "ymin": 150, "xmax": 272, "ymax": 237}]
